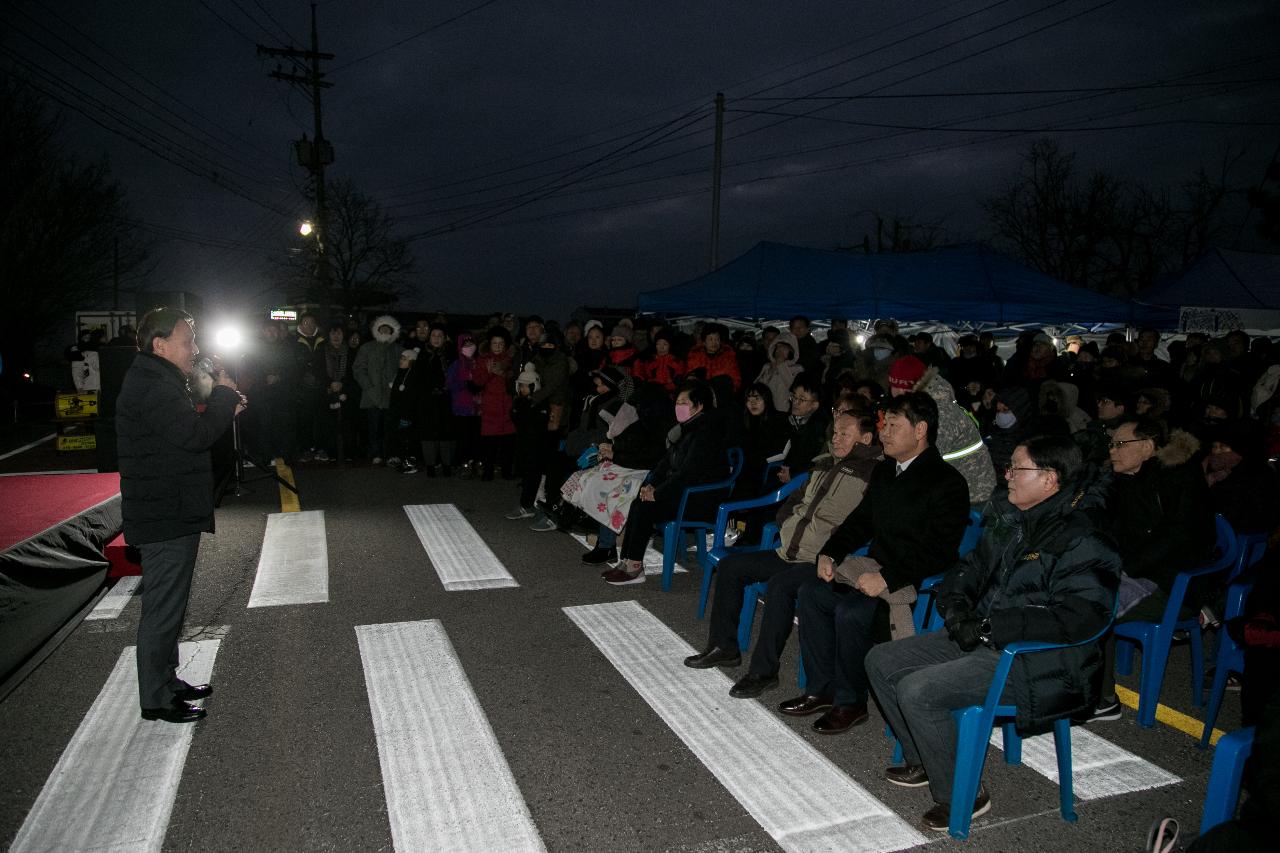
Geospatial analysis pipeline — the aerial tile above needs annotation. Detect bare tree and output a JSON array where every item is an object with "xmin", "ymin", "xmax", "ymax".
[
  {"xmin": 282, "ymin": 177, "xmax": 417, "ymax": 313},
  {"xmin": 0, "ymin": 77, "xmax": 146, "ymax": 369},
  {"xmin": 837, "ymin": 214, "xmax": 947, "ymax": 253},
  {"xmin": 983, "ymin": 139, "xmax": 1237, "ymax": 297}
]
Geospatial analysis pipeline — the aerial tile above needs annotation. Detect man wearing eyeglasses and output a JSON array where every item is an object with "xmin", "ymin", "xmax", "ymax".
[
  {"xmin": 865, "ymin": 435, "xmax": 1120, "ymax": 831},
  {"xmin": 774, "ymin": 374, "xmax": 831, "ymax": 485}
]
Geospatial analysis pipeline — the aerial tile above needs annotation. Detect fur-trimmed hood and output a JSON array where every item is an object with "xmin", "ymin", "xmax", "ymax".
[
  {"xmin": 370, "ymin": 314, "xmax": 401, "ymax": 344},
  {"xmin": 768, "ymin": 332, "xmax": 801, "ymax": 366},
  {"xmin": 1156, "ymin": 428, "xmax": 1200, "ymax": 468}
]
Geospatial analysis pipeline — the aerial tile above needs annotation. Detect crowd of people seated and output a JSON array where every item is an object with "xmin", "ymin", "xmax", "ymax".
[{"xmin": 225, "ymin": 307, "xmax": 1278, "ymax": 833}]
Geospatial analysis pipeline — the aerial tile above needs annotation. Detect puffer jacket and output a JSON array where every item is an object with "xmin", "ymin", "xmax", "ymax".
[
  {"xmin": 776, "ymin": 441, "xmax": 882, "ymax": 563},
  {"xmin": 353, "ymin": 316, "xmax": 402, "ymax": 410},
  {"xmin": 1101, "ymin": 429, "xmax": 1216, "ymax": 592},
  {"xmin": 914, "ymin": 367, "xmax": 995, "ymax": 505},
  {"xmin": 649, "ymin": 410, "xmax": 729, "ymax": 506},
  {"xmin": 117, "ymin": 353, "xmax": 240, "ymax": 544},
  {"xmin": 755, "ymin": 332, "xmax": 804, "ymax": 412},
  {"xmin": 1039, "ymin": 380, "xmax": 1091, "ymax": 434},
  {"xmin": 936, "ymin": 483, "xmax": 1121, "ymax": 734},
  {"xmin": 685, "ymin": 345, "xmax": 742, "ymax": 392}
]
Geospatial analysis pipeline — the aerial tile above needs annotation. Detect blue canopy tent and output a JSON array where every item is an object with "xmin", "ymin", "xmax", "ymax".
[
  {"xmin": 1134, "ymin": 248, "xmax": 1280, "ymax": 333},
  {"xmin": 638, "ymin": 241, "xmax": 1169, "ymax": 329}
]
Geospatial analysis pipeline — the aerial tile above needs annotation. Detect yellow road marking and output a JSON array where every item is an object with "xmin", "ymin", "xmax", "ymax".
[
  {"xmin": 274, "ymin": 458, "xmax": 300, "ymax": 513},
  {"xmin": 1115, "ymin": 685, "xmax": 1225, "ymax": 745}
]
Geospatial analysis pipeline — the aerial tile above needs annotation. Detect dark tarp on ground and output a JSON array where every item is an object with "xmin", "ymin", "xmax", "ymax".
[
  {"xmin": 638, "ymin": 241, "xmax": 1170, "ymax": 327},
  {"xmin": 0, "ymin": 494, "xmax": 119, "ymax": 689}
]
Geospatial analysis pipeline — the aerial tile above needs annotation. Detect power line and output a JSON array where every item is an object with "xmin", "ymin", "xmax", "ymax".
[
  {"xmin": 725, "ymin": 107, "xmax": 1280, "ymax": 132},
  {"xmin": 3, "ymin": 49, "xmax": 294, "ymax": 218},
  {"xmin": 9, "ymin": 6, "xmax": 282, "ymax": 181},
  {"xmin": 31, "ymin": 1, "xmax": 278, "ymax": 160},
  {"xmin": 385, "ymin": 0, "xmax": 1118, "ymax": 219},
  {"xmin": 333, "ymin": 0, "xmax": 504, "ymax": 71},
  {"xmin": 364, "ymin": 0, "xmax": 990, "ymax": 196},
  {"xmin": 396, "ymin": 76, "xmax": 1274, "ymax": 238},
  {"xmin": 731, "ymin": 76, "xmax": 1280, "ymax": 101}
]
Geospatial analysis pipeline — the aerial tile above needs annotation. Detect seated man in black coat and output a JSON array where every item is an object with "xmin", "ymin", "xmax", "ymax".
[
  {"xmin": 776, "ymin": 372, "xmax": 831, "ymax": 485},
  {"xmin": 781, "ymin": 392, "xmax": 970, "ymax": 733},
  {"xmin": 865, "ymin": 435, "xmax": 1120, "ymax": 831}
]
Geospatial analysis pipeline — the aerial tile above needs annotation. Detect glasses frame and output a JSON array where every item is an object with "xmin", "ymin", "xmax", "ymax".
[
  {"xmin": 1108, "ymin": 438, "xmax": 1148, "ymax": 450},
  {"xmin": 1004, "ymin": 464, "xmax": 1048, "ymax": 475}
]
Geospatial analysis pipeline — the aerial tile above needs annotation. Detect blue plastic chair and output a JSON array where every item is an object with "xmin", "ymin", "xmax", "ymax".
[
  {"xmin": 696, "ymin": 472, "xmax": 811, "ymax": 618},
  {"xmin": 1114, "ymin": 515, "xmax": 1241, "ymax": 728},
  {"xmin": 659, "ymin": 448, "xmax": 745, "ymax": 591},
  {"xmin": 1228, "ymin": 533, "xmax": 1268, "ymax": 583},
  {"xmin": 1200, "ymin": 581, "xmax": 1252, "ymax": 748},
  {"xmin": 912, "ymin": 509, "xmax": 986, "ymax": 634},
  {"xmin": 942, "ymin": 617, "xmax": 1117, "ymax": 839},
  {"xmin": 1200, "ymin": 726, "xmax": 1255, "ymax": 834}
]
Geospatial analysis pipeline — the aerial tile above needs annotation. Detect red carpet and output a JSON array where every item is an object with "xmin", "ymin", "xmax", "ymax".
[{"xmin": 0, "ymin": 473, "xmax": 121, "ymax": 551}]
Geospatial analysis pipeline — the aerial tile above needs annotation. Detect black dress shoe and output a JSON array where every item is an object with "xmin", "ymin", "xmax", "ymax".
[
  {"xmin": 581, "ymin": 546, "xmax": 617, "ymax": 565},
  {"xmin": 683, "ymin": 647, "xmax": 741, "ymax": 669},
  {"xmin": 885, "ymin": 763, "xmax": 930, "ymax": 787},
  {"xmin": 777, "ymin": 693, "xmax": 836, "ymax": 717},
  {"xmin": 922, "ymin": 785, "xmax": 990, "ymax": 831},
  {"xmin": 173, "ymin": 680, "xmax": 212, "ymax": 701},
  {"xmin": 730, "ymin": 672, "xmax": 780, "ymax": 698},
  {"xmin": 140, "ymin": 700, "xmax": 207, "ymax": 723},
  {"xmin": 812, "ymin": 702, "xmax": 869, "ymax": 734}
]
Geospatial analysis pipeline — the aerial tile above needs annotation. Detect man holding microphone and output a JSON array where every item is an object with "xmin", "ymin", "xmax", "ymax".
[{"xmin": 117, "ymin": 307, "xmax": 244, "ymax": 723}]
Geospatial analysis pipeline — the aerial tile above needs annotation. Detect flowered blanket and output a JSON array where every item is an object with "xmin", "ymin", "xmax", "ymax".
[{"xmin": 561, "ymin": 461, "xmax": 650, "ymax": 533}]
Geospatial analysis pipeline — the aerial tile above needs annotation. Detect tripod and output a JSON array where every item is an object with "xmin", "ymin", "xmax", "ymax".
[{"xmin": 214, "ymin": 413, "xmax": 299, "ymax": 505}]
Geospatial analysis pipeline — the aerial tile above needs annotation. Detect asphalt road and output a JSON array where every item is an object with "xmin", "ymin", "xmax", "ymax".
[{"xmin": 0, "ymin": 451, "xmax": 1239, "ymax": 852}]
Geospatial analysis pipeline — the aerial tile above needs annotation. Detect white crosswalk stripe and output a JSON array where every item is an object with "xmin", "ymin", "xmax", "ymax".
[
  {"xmin": 990, "ymin": 726, "xmax": 1181, "ymax": 798},
  {"xmin": 356, "ymin": 620, "xmax": 545, "ymax": 852},
  {"xmin": 10, "ymin": 632, "xmax": 224, "ymax": 853},
  {"xmin": 404, "ymin": 503, "xmax": 519, "ymax": 590},
  {"xmin": 246, "ymin": 510, "xmax": 329, "ymax": 607},
  {"xmin": 85, "ymin": 575, "xmax": 141, "ymax": 621},
  {"xmin": 565, "ymin": 600, "xmax": 928, "ymax": 853}
]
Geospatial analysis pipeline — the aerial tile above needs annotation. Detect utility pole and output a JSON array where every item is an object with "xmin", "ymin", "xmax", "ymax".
[
  {"xmin": 709, "ymin": 92, "xmax": 724, "ymax": 272},
  {"xmin": 258, "ymin": 3, "xmax": 335, "ymax": 297}
]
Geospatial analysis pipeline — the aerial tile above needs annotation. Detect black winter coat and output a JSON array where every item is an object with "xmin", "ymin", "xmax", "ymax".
[
  {"xmin": 936, "ymin": 486, "xmax": 1121, "ymax": 733},
  {"xmin": 649, "ymin": 411, "xmax": 729, "ymax": 506},
  {"xmin": 1100, "ymin": 430, "xmax": 1216, "ymax": 592},
  {"xmin": 116, "ymin": 353, "xmax": 239, "ymax": 544},
  {"xmin": 818, "ymin": 445, "xmax": 971, "ymax": 593}
]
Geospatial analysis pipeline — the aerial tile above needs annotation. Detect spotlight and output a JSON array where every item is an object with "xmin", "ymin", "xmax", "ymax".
[
  {"xmin": 854, "ymin": 333, "xmax": 868, "ymax": 346},
  {"xmin": 299, "ymin": 220, "xmax": 314, "ymax": 237},
  {"xmin": 214, "ymin": 326, "xmax": 243, "ymax": 351}
]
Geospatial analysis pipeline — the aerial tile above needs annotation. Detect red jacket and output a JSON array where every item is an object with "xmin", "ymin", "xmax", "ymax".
[
  {"xmin": 685, "ymin": 346, "xmax": 741, "ymax": 392},
  {"xmin": 474, "ymin": 350, "xmax": 516, "ymax": 436},
  {"xmin": 633, "ymin": 352, "xmax": 685, "ymax": 393}
]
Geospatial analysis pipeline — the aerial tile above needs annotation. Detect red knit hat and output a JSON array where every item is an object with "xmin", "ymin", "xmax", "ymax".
[{"xmin": 888, "ymin": 355, "xmax": 927, "ymax": 391}]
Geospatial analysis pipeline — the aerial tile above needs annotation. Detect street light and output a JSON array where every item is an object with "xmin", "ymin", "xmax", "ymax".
[{"xmin": 299, "ymin": 220, "xmax": 314, "ymax": 237}]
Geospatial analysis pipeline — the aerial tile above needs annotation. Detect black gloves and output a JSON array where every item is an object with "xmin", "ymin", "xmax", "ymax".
[
  {"xmin": 940, "ymin": 597, "xmax": 973, "ymax": 631},
  {"xmin": 948, "ymin": 616, "xmax": 984, "ymax": 652}
]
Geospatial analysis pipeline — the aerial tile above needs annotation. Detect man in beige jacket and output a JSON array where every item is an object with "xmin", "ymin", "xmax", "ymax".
[{"xmin": 684, "ymin": 403, "xmax": 882, "ymax": 699}]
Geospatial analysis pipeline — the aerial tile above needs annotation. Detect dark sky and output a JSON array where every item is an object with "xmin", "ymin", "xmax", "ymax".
[{"xmin": 5, "ymin": 0, "xmax": 1278, "ymax": 323}]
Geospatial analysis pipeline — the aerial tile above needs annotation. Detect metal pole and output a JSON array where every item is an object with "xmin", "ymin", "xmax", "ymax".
[
  {"xmin": 709, "ymin": 92, "xmax": 724, "ymax": 271},
  {"xmin": 311, "ymin": 3, "xmax": 332, "ymax": 294}
]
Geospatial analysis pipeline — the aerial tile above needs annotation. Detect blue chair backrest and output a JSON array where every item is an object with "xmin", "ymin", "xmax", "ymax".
[{"xmin": 958, "ymin": 509, "xmax": 984, "ymax": 557}]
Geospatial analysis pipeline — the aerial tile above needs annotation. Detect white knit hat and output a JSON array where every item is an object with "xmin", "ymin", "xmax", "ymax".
[{"xmin": 516, "ymin": 363, "xmax": 540, "ymax": 392}]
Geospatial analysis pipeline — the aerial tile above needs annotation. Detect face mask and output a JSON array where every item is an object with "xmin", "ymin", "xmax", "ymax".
[
  {"xmin": 675, "ymin": 403, "xmax": 694, "ymax": 423},
  {"xmin": 460, "ymin": 344, "xmax": 476, "ymax": 357},
  {"xmin": 994, "ymin": 411, "xmax": 1017, "ymax": 429},
  {"xmin": 872, "ymin": 348, "xmax": 892, "ymax": 361}
]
